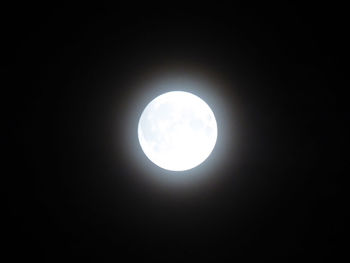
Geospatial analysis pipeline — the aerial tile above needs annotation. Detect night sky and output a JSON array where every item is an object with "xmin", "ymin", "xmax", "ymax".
[{"xmin": 5, "ymin": 2, "xmax": 345, "ymax": 261}]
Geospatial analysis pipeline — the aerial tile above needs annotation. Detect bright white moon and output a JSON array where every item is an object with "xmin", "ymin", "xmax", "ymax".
[{"xmin": 138, "ymin": 91, "xmax": 217, "ymax": 171}]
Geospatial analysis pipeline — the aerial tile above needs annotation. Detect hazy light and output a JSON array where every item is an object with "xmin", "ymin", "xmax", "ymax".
[{"xmin": 138, "ymin": 91, "xmax": 217, "ymax": 171}]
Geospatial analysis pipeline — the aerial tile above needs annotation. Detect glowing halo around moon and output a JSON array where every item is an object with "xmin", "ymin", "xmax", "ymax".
[{"xmin": 138, "ymin": 91, "xmax": 218, "ymax": 171}]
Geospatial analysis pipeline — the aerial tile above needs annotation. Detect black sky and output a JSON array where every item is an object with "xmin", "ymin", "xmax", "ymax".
[{"xmin": 5, "ymin": 2, "xmax": 345, "ymax": 261}]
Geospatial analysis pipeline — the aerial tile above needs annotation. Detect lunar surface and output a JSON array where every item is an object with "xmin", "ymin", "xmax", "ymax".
[{"xmin": 138, "ymin": 91, "xmax": 217, "ymax": 171}]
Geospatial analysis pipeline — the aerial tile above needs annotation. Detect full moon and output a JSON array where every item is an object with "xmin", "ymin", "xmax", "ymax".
[{"xmin": 138, "ymin": 91, "xmax": 217, "ymax": 171}]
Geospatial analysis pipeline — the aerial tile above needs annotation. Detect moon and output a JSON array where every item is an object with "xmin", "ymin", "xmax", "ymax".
[{"xmin": 138, "ymin": 91, "xmax": 217, "ymax": 171}]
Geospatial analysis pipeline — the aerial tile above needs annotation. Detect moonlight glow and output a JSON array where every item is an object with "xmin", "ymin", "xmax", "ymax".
[{"xmin": 138, "ymin": 91, "xmax": 217, "ymax": 171}]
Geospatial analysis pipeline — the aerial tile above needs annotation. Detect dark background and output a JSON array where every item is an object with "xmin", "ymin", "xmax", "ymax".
[{"xmin": 5, "ymin": 2, "xmax": 345, "ymax": 261}]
